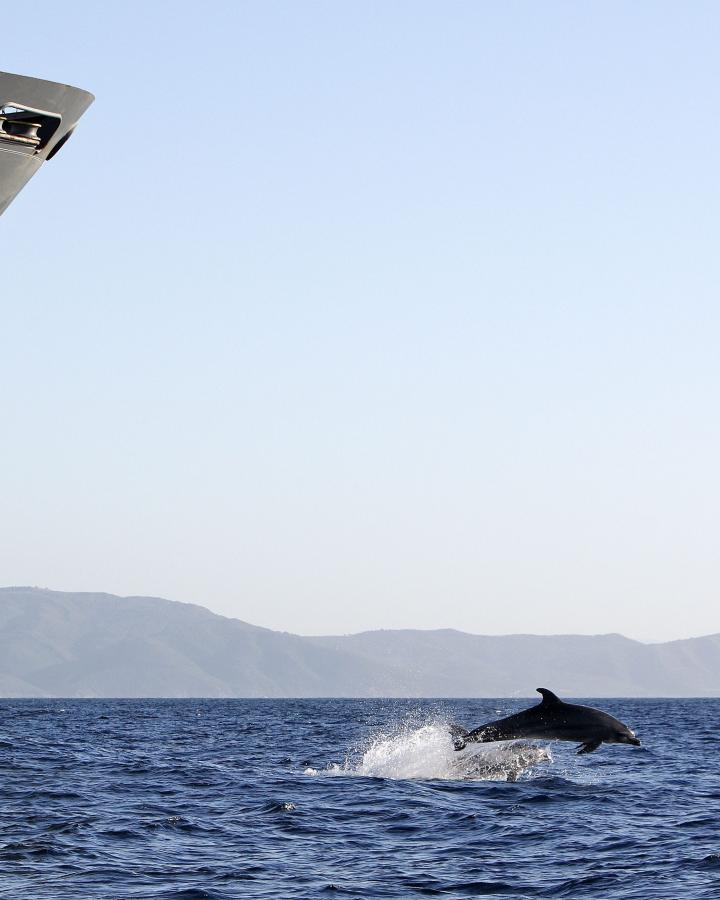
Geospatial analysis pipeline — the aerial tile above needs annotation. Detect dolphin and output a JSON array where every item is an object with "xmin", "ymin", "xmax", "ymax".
[{"xmin": 450, "ymin": 688, "xmax": 641, "ymax": 755}]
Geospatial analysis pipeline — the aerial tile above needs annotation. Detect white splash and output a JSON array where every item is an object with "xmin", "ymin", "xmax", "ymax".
[{"xmin": 306, "ymin": 722, "xmax": 552, "ymax": 782}]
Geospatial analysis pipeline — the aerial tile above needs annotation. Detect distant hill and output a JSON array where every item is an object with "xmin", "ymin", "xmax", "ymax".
[{"xmin": 0, "ymin": 587, "xmax": 718, "ymax": 697}]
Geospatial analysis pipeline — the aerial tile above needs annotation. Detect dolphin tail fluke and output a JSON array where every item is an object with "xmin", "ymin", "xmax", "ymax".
[{"xmin": 449, "ymin": 725, "xmax": 470, "ymax": 751}]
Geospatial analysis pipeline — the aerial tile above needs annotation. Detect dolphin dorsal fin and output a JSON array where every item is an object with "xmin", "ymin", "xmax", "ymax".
[{"xmin": 536, "ymin": 688, "xmax": 561, "ymax": 705}]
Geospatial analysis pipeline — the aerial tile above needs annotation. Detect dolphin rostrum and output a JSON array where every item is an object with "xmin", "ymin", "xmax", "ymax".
[{"xmin": 450, "ymin": 688, "xmax": 641, "ymax": 755}]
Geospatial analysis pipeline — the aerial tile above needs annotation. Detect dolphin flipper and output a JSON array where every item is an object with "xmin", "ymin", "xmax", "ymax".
[{"xmin": 577, "ymin": 739, "xmax": 602, "ymax": 755}]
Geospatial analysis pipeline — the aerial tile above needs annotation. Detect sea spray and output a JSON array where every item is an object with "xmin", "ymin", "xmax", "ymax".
[{"xmin": 306, "ymin": 719, "xmax": 552, "ymax": 781}]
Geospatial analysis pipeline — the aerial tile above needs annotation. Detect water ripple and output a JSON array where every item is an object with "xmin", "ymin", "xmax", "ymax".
[{"xmin": 0, "ymin": 698, "xmax": 717, "ymax": 898}]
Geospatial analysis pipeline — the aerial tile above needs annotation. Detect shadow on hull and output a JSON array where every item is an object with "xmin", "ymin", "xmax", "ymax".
[{"xmin": 0, "ymin": 71, "xmax": 93, "ymax": 215}]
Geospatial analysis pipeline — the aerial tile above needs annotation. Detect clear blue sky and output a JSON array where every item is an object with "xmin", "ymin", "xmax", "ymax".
[{"xmin": 2, "ymin": 2, "xmax": 718, "ymax": 640}]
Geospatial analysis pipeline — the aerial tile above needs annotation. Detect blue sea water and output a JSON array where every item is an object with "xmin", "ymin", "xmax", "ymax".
[{"xmin": 0, "ymin": 698, "xmax": 718, "ymax": 899}]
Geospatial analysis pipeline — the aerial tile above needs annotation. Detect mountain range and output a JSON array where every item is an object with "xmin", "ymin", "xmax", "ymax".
[{"xmin": 1, "ymin": 587, "xmax": 718, "ymax": 697}]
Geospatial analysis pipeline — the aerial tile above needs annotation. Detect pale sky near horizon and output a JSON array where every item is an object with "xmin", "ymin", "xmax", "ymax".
[{"xmin": 1, "ymin": 2, "xmax": 718, "ymax": 642}]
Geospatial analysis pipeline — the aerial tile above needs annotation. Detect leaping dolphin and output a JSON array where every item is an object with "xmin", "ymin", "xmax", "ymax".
[{"xmin": 451, "ymin": 688, "xmax": 641, "ymax": 755}]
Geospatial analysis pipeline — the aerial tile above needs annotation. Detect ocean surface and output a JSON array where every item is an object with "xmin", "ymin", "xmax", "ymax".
[{"xmin": 0, "ymin": 698, "xmax": 718, "ymax": 899}]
